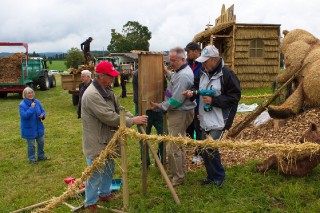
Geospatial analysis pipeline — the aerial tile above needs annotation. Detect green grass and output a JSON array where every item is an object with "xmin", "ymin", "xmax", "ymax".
[
  {"xmin": 1, "ymin": 78, "xmax": 320, "ymax": 212},
  {"xmin": 47, "ymin": 60, "xmax": 67, "ymax": 71}
]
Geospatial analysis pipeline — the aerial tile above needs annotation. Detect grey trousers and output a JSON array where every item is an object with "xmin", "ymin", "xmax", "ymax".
[{"xmin": 167, "ymin": 109, "xmax": 194, "ymax": 185}]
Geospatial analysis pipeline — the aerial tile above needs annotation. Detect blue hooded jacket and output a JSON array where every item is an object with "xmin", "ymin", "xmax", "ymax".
[{"xmin": 19, "ymin": 98, "xmax": 46, "ymax": 139}]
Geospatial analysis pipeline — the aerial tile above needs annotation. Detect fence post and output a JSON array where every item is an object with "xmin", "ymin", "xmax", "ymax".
[{"xmin": 120, "ymin": 107, "xmax": 129, "ymax": 210}]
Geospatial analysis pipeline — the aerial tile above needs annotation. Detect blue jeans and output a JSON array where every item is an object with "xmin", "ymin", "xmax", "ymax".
[
  {"xmin": 85, "ymin": 158, "xmax": 115, "ymax": 206},
  {"xmin": 26, "ymin": 135, "xmax": 45, "ymax": 162},
  {"xmin": 200, "ymin": 130, "xmax": 226, "ymax": 181}
]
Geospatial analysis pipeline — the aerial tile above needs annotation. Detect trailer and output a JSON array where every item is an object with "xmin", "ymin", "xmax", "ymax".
[{"xmin": 0, "ymin": 42, "xmax": 56, "ymax": 98}]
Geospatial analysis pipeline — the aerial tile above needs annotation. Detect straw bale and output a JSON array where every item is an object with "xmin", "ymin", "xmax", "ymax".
[{"xmin": 0, "ymin": 53, "xmax": 26, "ymax": 83}]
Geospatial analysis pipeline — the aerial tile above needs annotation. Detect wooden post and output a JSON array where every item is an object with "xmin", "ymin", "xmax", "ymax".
[
  {"xmin": 140, "ymin": 126, "xmax": 181, "ymax": 205},
  {"xmin": 10, "ymin": 200, "xmax": 50, "ymax": 213},
  {"xmin": 120, "ymin": 107, "xmax": 129, "ymax": 210},
  {"xmin": 141, "ymin": 125, "xmax": 148, "ymax": 195}
]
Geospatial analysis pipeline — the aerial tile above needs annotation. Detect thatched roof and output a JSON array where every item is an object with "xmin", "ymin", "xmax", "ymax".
[{"xmin": 193, "ymin": 22, "xmax": 234, "ymax": 42}]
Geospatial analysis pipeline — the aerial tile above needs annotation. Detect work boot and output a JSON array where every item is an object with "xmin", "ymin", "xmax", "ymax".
[{"xmin": 85, "ymin": 204, "xmax": 97, "ymax": 212}]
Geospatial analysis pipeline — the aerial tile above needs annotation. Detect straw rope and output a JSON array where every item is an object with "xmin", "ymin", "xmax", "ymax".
[
  {"xmin": 33, "ymin": 127, "xmax": 320, "ymax": 211},
  {"xmin": 241, "ymin": 94, "xmax": 273, "ymax": 99},
  {"xmin": 33, "ymin": 129, "xmax": 122, "ymax": 213}
]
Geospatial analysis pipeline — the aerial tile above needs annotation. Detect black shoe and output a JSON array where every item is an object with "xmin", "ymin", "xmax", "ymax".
[
  {"xmin": 200, "ymin": 178, "xmax": 224, "ymax": 188},
  {"xmin": 200, "ymin": 178, "xmax": 213, "ymax": 186},
  {"xmin": 29, "ymin": 160, "xmax": 37, "ymax": 164},
  {"xmin": 213, "ymin": 179, "xmax": 224, "ymax": 188},
  {"xmin": 38, "ymin": 157, "xmax": 50, "ymax": 161}
]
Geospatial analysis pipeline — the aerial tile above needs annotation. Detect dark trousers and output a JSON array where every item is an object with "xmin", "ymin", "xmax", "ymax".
[
  {"xmin": 135, "ymin": 104, "xmax": 164, "ymax": 165},
  {"xmin": 121, "ymin": 82, "xmax": 127, "ymax": 98},
  {"xmin": 186, "ymin": 112, "xmax": 202, "ymax": 156},
  {"xmin": 200, "ymin": 129, "xmax": 226, "ymax": 181},
  {"xmin": 83, "ymin": 52, "xmax": 93, "ymax": 64}
]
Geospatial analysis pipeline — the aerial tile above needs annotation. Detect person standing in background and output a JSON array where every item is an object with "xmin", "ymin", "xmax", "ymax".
[
  {"xmin": 120, "ymin": 70, "xmax": 129, "ymax": 98},
  {"xmin": 185, "ymin": 42, "xmax": 203, "ymax": 164},
  {"xmin": 77, "ymin": 70, "xmax": 92, "ymax": 118},
  {"xmin": 81, "ymin": 37, "xmax": 93, "ymax": 64},
  {"xmin": 132, "ymin": 69, "xmax": 165, "ymax": 167}
]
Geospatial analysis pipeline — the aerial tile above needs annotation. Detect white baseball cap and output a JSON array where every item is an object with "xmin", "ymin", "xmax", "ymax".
[{"xmin": 196, "ymin": 45, "xmax": 219, "ymax": 63}]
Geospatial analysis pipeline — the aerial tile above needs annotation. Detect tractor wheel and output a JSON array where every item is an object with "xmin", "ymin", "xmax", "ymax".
[
  {"xmin": 39, "ymin": 72, "xmax": 50, "ymax": 90},
  {"xmin": 49, "ymin": 75, "xmax": 57, "ymax": 88},
  {"xmin": 72, "ymin": 94, "xmax": 79, "ymax": 106}
]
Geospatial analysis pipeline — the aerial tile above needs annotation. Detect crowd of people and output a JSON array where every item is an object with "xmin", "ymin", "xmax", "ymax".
[{"xmin": 18, "ymin": 42, "xmax": 241, "ymax": 210}]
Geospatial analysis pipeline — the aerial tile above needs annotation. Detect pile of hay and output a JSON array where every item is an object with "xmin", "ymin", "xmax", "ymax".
[
  {"xmin": 185, "ymin": 108, "xmax": 320, "ymax": 169},
  {"xmin": 0, "ymin": 53, "xmax": 26, "ymax": 83},
  {"xmin": 68, "ymin": 61, "xmax": 95, "ymax": 74}
]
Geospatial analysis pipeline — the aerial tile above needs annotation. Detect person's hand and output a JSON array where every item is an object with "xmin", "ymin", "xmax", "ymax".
[
  {"xmin": 149, "ymin": 101, "xmax": 159, "ymax": 110},
  {"xmin": 182, "ymin": 90, "xmax": 193, "ymax": 98},
  {"xmin": 38, "ymin": 114, "xmax": 43, "ymax": 119},
  {"xmin": 202, "ymin": 96, "xmax": 213, "ymax": 104},
  {"xmin": 31, "ymin": 102, "xmax": 36, "ymax": 107},
  {"xmin": 133, "ymin": 115, "xmax": 148, "ymax": 125},
  {"xmin": 163, "ymin": 65, "xmax": 169, "ymax": 75}
]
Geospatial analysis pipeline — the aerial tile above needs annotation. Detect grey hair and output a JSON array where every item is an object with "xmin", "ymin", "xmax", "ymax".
[
  {"xmin": 22, "ymin": 87, "xmax": 35, "ymax": 99},
  {"xmin": 170, "ymin": 47, "xmax": 186, "ymax": 59},
  {"xmin": 81, "ymin": 70, "xmax": 91, "ymax": 77}
]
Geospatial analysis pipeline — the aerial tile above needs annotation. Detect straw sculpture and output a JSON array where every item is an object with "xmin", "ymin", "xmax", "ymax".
[{"xmin": 268, "ymin": 29, "xmax": 320, "ymax": 118}]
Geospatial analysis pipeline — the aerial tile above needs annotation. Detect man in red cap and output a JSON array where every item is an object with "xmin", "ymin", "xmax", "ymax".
[
  {"xmin": 81, "ymin": 61, "xmax": 148, "ymax": 210},
  {"xmin": 81, "ymin": 37, "xmax": 93, "ymax": 64}
]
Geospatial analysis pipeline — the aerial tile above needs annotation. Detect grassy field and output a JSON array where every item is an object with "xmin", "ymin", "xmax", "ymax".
[
  {"xmin": 1, "ymin": 72, "xmax": 320, "ymax": 212},
  {"xmin": 48, "ymin": 60, "xmax": 67, "ymax": 71}
]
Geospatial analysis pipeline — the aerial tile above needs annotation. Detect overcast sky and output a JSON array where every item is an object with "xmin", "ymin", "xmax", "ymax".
[{"xmin": 1, "ymin": 0, "xmax": 319, "ymax": 53}]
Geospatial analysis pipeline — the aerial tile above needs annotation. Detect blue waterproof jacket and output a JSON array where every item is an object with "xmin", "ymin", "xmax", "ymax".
[{"xmin": 19, "ymin": 98, "xmax": 46, "ymax": 139}]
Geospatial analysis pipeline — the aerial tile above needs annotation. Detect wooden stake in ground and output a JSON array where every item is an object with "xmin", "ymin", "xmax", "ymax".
[
  {"xmin": 227, "ymin": 63, "xmax": 308, "ymax": 138},
  {"xmin": 140, "ymin": 126, "xmax": 181, "ymax": 205},
  {"xmin": 120, "ymin": 107, "xmax": 129, "ymax": 210}
]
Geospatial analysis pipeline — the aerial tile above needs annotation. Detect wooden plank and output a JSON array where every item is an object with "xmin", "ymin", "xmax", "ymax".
[{"xmin": 138, "ymin": 54, "xmax": 164, "ymax": 116}]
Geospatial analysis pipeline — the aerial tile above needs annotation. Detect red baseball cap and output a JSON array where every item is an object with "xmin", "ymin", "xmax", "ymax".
[{"xmin": 95, "ymin": 61, "xmax": 120, "ymax": 77}]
